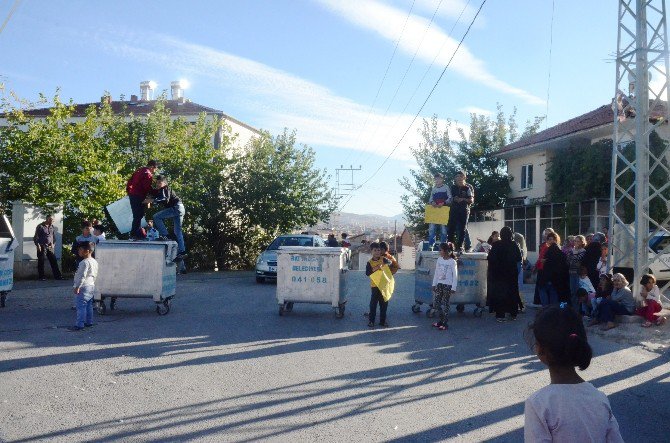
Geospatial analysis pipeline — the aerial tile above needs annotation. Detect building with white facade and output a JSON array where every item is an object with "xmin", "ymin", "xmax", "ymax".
[{"xmin": 490, "ymin": 102, "xmax": 669, "ymax": 262}]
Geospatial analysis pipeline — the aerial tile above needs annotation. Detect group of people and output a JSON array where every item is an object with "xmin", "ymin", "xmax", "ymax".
[
  {"xmin": 126, "ymin": 160, "xmax": 187, "ymax": 259},
  {"xmin": 427, "ymin": 171, "xmax": 475, "ymax": 251},
  {"xmin": 480, "ymin": 225, "xmax": 666, "ymax": 330}
]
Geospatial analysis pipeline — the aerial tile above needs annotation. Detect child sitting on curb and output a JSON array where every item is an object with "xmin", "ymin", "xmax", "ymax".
[{"xmin": 636, "ymin": 274, "xmax": 666, "ymax": 327}]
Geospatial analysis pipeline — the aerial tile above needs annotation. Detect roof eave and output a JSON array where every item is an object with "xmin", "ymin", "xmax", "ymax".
[{"xmin": 494, "ymin": 122, "xmax": 613, "ymax": 159}]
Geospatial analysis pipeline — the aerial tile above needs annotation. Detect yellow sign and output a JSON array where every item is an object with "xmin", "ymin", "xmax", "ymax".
[
  {"xmin": 371, "ymin": 266, "xmax": 395, "ymax": 302},
  {"xmin": 424, "ymin": 204, "xmax": 450, "ymax": 225}
]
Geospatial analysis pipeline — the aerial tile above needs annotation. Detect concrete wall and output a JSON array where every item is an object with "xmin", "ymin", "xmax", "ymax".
[
  {"xmin": 220, "ymin": 117, "xmax": 259, "ymax": 150},
  {"xmin": 467, "ymin": 210, "xmax": 505, "ymax": 246},
  {"xmin": 11, "ymin": 201, "xmax": 64, "ymax": 279},
  {"xmin": 397, "ymin": 249, "xmax": 415, "ymax": 270},
  {"xmin": 506, "ymin": 152, "xmax": 548, "ymax": 200}
]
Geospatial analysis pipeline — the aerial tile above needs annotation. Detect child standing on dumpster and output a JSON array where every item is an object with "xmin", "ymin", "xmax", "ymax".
[
  {"xmin": 366, "ymin": 242, "xmax": 393, "ymax": 328},
  {"xmin": 67, "ymin": 242, "xmax": 98, "ymax": 332},
  {"xmin": 432, "ymin": 242, "xmax": 458, "ymax": 331},
  {"xmin": 524, "ymin": 305, "xmax": 623, "ymax": 442}
]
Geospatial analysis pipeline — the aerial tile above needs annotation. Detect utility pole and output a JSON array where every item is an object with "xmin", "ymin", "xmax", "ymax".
[
  {"xmin": 335, "ymin": 165, "xmax": 362, "ymax": 198},
  {"xmin": 610, "ymin": 0, "xmax": 670, "ymax": 299},
  {"xmin": 394, "ymin": 219, "xmax": 398, "ymax": 255}
]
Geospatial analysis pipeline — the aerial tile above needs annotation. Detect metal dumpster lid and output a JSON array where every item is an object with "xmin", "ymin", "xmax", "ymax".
[
  {"xmin": 277, "ymin": 246, "xmax": 345, "ymax": 255},
  {"xmin": 0, "ymin": 214, "xmax": 15, "ymax": 241},
  {"xmin": 418, "ymin": 251, "xmax": 488, "ymax": 259},
  {"xmin": 460, "ymin": 252, "xmax": 488, "ymax": 259},
  {"xmin": 98, "ymin": 240, "xmax": 177, "ymax": 246}
]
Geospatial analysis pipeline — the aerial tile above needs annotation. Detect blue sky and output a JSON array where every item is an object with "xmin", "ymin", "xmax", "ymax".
[{"xmin": 0, "ymin": 0, "xmax": 617, "ymax": 216}]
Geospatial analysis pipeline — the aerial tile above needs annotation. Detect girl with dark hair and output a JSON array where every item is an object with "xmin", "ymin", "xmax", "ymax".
[
  {"xmin": 431, "ymin": 242, "xmax": 458, "ymax": 331},
  {"xmin": 568, "ymin": 235, "xmax": 587, "ymax": 307},
  {"xmin": 583, "ymin": 233, "xmax": 604, "ymax": 289},
  {"xmin": 525, "ymin": 306, "xmax": 623, "ymax": 442},
  {"xmin": 487, "ymin": 227, "xmax": 522, "ymax": 322}
]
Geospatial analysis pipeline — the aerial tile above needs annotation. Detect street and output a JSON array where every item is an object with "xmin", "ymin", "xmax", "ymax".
[{"xmin": 0, "ymin": 271, "xmax": 668, "ymax": 442}]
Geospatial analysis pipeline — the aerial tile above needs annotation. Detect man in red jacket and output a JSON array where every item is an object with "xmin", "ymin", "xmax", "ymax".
[{"xmin": 126, "ymin": 160, "xmax": 160, "ymax": 239}]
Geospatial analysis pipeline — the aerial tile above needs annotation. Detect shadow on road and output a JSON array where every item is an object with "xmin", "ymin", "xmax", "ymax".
[{"xmin": 2, "ymin": 272, "xmax": 669, "ymax": 442}]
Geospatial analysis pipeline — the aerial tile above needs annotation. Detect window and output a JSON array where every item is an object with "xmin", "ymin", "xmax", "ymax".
[
  {"xmin": 520, "ymin": 164, "xmax": 533, "ymax": 190},
  {"xmin": 504, "ymin": 205, "xmax": 537, "ymax": 252},
  {"xmin": 540, "ymin": 203, "xmax": 567, "ymax": 242}
]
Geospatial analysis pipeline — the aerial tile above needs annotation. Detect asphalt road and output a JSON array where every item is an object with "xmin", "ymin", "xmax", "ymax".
[{"xmin": 0, "ymin": 271, "xmax": 668, "ymax": 442}]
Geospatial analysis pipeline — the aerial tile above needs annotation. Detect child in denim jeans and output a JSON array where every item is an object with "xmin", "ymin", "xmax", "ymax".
[{"xmin": 67, "ymin": 242, "xmax": 98, "ymax": 332}]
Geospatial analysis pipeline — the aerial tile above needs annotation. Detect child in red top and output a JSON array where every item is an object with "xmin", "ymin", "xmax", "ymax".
[{"xmin": 636, "ymin": 274, "xmax": 666, "ymax": 327}]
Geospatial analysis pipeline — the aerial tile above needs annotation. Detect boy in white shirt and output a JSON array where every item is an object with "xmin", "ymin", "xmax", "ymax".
[{"xmin": 67, "ymin": 242, "xmax": 98, "ymax": 332}]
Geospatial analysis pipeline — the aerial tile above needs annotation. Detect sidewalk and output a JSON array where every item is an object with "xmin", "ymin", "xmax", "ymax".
[{"xmin": 519, "ymin": 284, "xmax": 669, "ymax": 354}]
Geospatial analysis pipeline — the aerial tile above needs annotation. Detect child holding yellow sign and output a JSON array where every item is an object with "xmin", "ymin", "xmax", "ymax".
[
  {"xmin": 366, "ymin": 242, "xmax": 397, "ymax": 328},
  {"xmin": 426, "ymin": 173, "xmax": 452, "ymax": 247}
]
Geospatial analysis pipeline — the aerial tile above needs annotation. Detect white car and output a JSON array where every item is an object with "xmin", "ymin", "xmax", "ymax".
[
  {"xmin": 612, "ymin": 231, "xmax": 670, "ymax": 282},
  {"xmin": 255, "ymin": 234, "xmax": 326, "ymax": 283}
]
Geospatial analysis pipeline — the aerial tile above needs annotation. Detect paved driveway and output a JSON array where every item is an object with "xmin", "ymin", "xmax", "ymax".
[{"xmin": 0, "ymin": 271, "xmax": 668, "ymax": 442}]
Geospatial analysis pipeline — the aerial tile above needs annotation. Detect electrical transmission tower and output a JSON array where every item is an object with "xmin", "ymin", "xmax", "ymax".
[
  {"xmin": 610, "ymin": 0, "xmax": 670, "ymax": 299},
  {"xmin": 335, "ymin": 165, "xmax": 362, "ymax": 198}
]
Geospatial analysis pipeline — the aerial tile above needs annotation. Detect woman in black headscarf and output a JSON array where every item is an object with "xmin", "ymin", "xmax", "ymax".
[{"xmin": 487, "ymin": 226, "xmax": 522, "ymax": 322}]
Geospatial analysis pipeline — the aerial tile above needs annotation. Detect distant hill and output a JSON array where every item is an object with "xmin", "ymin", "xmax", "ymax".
[{"xmin": 325, "ymin": 212, "xmax": 406, "ymax": 231}]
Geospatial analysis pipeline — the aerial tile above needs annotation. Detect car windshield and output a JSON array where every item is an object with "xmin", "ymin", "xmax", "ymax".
[
  {"xmin": 267, "ymin": 236, "xmax": 314, "ymax": 250},
  {"xmin": 650, "ymin": 235, "xmax": 670, "ymax": 253}
]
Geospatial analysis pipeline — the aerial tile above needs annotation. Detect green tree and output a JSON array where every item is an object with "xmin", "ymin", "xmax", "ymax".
[
  {"xmin": 400, "ymin": 107, "xmax": 540, "ymax": 237},
  {"xmin": 454, "ymin": 107, "xmax": 523, "ymax": 211},
  {"xmin": 546, "ymin": 139, "xmax": 612, "ymax": 203},
  {"xmin": 399, "ymin": 116, "xmax": 459, "ymax": 232},
  {"xmin": 0, "ymin": 89, "xmax": 338, "ymax": 271},
  {"xmin": 228, "ymin": 129, "xmax": 338, "ymax": 236}
]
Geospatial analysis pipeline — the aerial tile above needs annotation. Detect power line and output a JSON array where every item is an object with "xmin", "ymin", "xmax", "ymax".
[
  {"xmin": 353, "ymin": 0, "xmax": 473, "ymax": 169},
  {"xmin": 340, "ymin": 0, "xmax": 417, "ymax": 167},
  {"xmin": 347, "ymin": 0, "xmax": 446, "ymax": 169},
  {"xmin": 545, "ymin": 0, "xmax": 555, "ymax": 127},
  {"xmin": 338, "ymin": 0, "xmax": 488, "ymax": 212},
  {"xmin": 0, "ymin": 0, "xmax": 21, "ymax": 36}
]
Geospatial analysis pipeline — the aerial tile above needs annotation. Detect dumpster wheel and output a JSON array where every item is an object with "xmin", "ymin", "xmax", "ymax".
[
  {"xmin": 286, "ymin": 302, "xmax": 294, "ymax": 312},
  {"xmin": 474, "ymin": 307, "xmax": 485, "ymax": 318},
  {"xmin": 279, "ymin": 304, "xmax": 285, "ymax": 316},
  {"xmin": 96, "ymin": 301, "xmax": 107, "ymax": 316},
  {"xmin": 411, "ymin": 304, "xmax": 421, "ymax": 313},
  {"xmin": 0, "ymin": 291, "xmax": 7, "ymax": 308},
  {"xmin": 156, "ymin": 299, "xmax": 171, "ymax": 316},
  {"xmin": 336, "ymin": 303, "xmax": 345, "ymax": 319}
]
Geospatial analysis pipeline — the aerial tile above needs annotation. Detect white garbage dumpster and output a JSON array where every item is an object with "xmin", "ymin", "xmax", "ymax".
[
  {"xmin": 276, "ymin": 246, "xmax": 348, "ymax": 317},
  {"xmin": 94, "ymin": 240, "xmax": 178, "ymax": 315},
  {"xmin": 0, "ymin": 214, "xmax": 17, "ymax": 308},
  {"xmin": 413, "ymin": 251, "xmax": 487, "ymax": 317}
]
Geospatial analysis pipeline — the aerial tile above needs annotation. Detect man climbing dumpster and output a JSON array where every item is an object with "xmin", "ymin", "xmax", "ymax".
[
  {"xmin": 126, "ymin": 160, "xmax": 160, "ymax": 240},
  {"xmin": 144, "ymin": 175, "xmax": 187, "ymax": 259}
]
